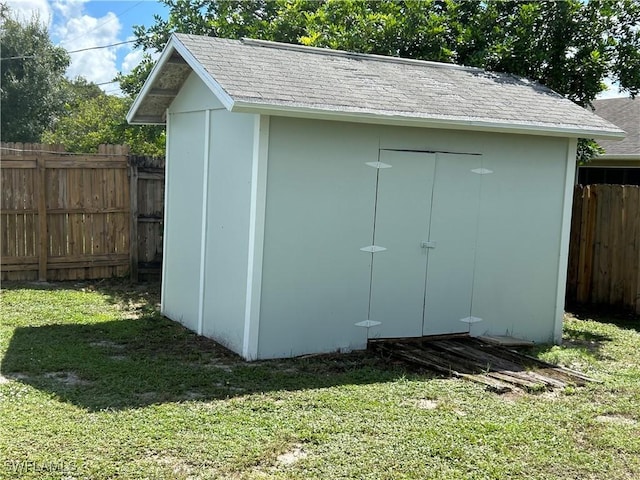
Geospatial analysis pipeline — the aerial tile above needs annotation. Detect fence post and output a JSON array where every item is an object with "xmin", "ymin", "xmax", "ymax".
[
  {"xmin": 129, "ymin": 161, "xmax": 139, "ymax": 282},
  {"xmin": 37, "ymin": 157, "xmax": 48, "ymax": 281}
]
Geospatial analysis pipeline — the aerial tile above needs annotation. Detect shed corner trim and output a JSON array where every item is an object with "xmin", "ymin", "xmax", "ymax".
[{"xmin": 242, "ymin": 114, "xmax": 270, "ymax": 360}]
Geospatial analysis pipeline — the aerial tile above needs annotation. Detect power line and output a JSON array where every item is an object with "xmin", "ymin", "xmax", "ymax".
[
  {"xmin": 1, "ymin": 1, "xmax": 152, "ymax": 62},
  {"xmin": 95, "ymin": 80, "xmax": 119, "ymax": 86},
  {"xmin": 0, "ymin": 39, "xmax": 138, "ymax": 61},
  {"xmin": 68, "ymin": 39, "xmax": 137, "ymax": 54}
]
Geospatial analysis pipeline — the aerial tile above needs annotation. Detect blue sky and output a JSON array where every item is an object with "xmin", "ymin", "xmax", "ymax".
[{"xmin": 6, "ymin": 0, "xmax": 169, "ymax": 94}]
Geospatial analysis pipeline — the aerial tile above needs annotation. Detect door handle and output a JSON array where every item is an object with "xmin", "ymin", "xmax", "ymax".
[{"xmin": 421, "ymin": 241, "xmax": 436, "ymax": 249}]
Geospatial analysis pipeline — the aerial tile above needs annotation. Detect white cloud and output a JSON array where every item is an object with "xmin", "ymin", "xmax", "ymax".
[
  {"xmin": 121, "ymin": 47, "xmax": 144, "ymax": 75},
  {"xmin": 121, "ymin": 42, "xmax": 160, "ymax": 75},
  {"xmin": 55, "ymin": 11, "xmax": 123, "ymax": 87},
  {"xmin": 5, "ymin": 0, "xmax": 52, "ymax": 26},
  {"xmin": 51, "ymin": 0, "xmax": 87, "ymax": 20},
  {"xmin": 6, "ymin": 0, "xmax": 152, "ymax": 94}
]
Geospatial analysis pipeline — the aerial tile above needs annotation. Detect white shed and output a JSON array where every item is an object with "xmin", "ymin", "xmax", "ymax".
[{"xmin": 128, "ymin": 34, "xmax": 623, "ymax": 360}]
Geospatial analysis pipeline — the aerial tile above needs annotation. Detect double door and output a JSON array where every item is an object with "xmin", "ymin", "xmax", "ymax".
[{"xmin": 365, "ymin": 150, "xmax": 483, "ymax": 337}]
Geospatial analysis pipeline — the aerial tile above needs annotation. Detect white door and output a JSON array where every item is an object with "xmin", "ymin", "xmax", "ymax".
[
  {"xmin": 367, "ymin": 150, "xmax": 436, "ymax": 338},
  {"xmin": 366, "ymin": 150, "xmax": 482, "ymax": 338},
  {"xmin": 423, "ymin": 153, "xmax": 482, "ymax": 335}
]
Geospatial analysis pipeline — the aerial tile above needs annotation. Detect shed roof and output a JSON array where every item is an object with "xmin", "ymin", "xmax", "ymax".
[
  {"xmin": 592, "ymin": 97, "xmax": 639, "ymax": 158},
  {"xmin": 128, "ymin": 34, "xmax": 624, "ymax": 139}
]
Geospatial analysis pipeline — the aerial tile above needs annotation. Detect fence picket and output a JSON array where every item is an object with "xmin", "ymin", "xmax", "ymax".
[
  {"xmin": 1, "ymin": 143, "xmax": 163, "ymax": 281},
  {"xmin": 567, "ymin": 184, "xmax": 640, "ymax": 314}
]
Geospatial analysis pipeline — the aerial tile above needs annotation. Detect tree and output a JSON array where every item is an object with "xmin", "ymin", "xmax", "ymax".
[
  {"xmin": 120, "ymin": 0, "xmax": 639, "ymax": 162},
  {"xmin": 0, "ymin": 6, "xmax": 70, "ymax": 142},
  {"xmin": 61, "ymin": 77, "xmax": 103, "ymax": 109},
  {"xmin": 41, "ymin": 90, "xmax": 165, "ymax": 156},
  {"xmin": 125, "ymin": 0, "xmax": 639, "ymax": 103}
]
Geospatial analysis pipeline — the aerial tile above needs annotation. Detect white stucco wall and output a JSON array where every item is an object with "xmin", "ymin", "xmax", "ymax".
[
  {"xmin": 380, "ymin": 123, "xmax": 570, "ymax": 344},
  {"xmin": 257, "ymin": 116, "xmax": 570, "ymax": 358},
  {"xmin": 164, "ymin": 72, "xmax": 255, "ymax": 352},
  {"xmin": 470, "ymin": 137, "xmax": 569, "ymax": 342},
  {"xmin": 258, "ymin": 120, "xmax": 380, "ymax": 358},
  {"xmin": 201, "ymin": 109, "xmax": 255, "ymax": 352},
  {"xmin": 162, "ymin": 108, "xmax": 205, "ymax": 332}
]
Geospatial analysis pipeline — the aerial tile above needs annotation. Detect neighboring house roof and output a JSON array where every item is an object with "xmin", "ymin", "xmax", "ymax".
[
  {"xmin": 592, "ymin": 97, "xmax": 639, "ymax": 159},
  {"xmin": 128, "ymin": 34, "xmax": 624, "ymax": 139}
]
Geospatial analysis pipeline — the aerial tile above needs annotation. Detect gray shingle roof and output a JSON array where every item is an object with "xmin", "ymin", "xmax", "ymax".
[
  {"xmin": 593, "ymin": 97, "xmax": 639, "ymax": 156},
  {"xmin": 128, "ymin": 34, "xmax": 623, "ymax": 139}
]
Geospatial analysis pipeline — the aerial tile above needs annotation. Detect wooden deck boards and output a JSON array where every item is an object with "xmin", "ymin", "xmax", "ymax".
[{"xmin": 369, "ymin": 336, "xmax": 597, "ymax": 393}]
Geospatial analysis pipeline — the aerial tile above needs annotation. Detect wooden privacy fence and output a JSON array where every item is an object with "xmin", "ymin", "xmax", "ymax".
[
  {"xmin": 129, "ymin": 154, "xmax": 165, "ymax": 280},
  {"xmin": 566, "ymin": 184, "xmax": 640, "ymax": 314},
  {"xmin": 1, "ymin": 143, "xmax": 164, "ymax": 282}
]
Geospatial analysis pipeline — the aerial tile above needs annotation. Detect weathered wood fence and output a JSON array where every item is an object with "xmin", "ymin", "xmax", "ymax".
[
  {"xmin": 566, "ymin": 184, "xmax": 640, "ymax": 314},
  {"xmin": 1, "ymin": 143, "xmax": 164, "ymax": 282},
  {"xmin": 3, "ymin": 144, "xmax": 639, "ymax": 313},
  {"xmin": 129, "ymin": 154, "xmax": 165, "ymax": 280}
]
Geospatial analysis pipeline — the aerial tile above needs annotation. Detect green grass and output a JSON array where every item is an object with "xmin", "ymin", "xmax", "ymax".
[{"xmin": 1, "ymin": 282, "xmax": 639, "ymax": 479}]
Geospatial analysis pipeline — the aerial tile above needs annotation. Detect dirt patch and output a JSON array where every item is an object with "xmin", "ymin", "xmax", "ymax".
[
  {"xmin": 44, "ymin": 371, "xmax": 91, "ymax": 386},
  {"xmin": 90, "ymin": 340, "xmax": 126, "ymax": 349},
  {"xmin": 0, "ymin": 373, "xmax": 31, "ymax": 384},
  {"xmin": 1, "ymin": 372, "xmax": 30, "ymax": 382},
  {"xmin": 276, "ymin": 444, "xmax": 308, "ymax": 466},
  {"xmin": 499, "ymin": 389, "xmax": 526, "ymax": 404},
  {"xmin": 203, "ymin": 360, "xmax": 235, "ymax": 373},
  {"xmin": 595, "ymin": 414, "xmax": 638, "ymax": 426},
  {"xmin": 180, "ymin": 391, "xmax": 204, "ymax": 401},
  {"xmin": 539, "ymin": 390, "xmax": 562, "ymax": 401},
  {"xmin": 109, "ymin": 355, "xmax": 128, "ymax": 361},
  {"xmin": 136, "ymin": 392, "xmax": 158, "ymax": 402},
  {"xmin": 415, "ymin": 399, "xmax": 438, "ymax": 410},
  {"xmin": 213, "ymin": 382, "xmax": 245, "ymax": 392},
  {"xmin": 151, "ymin": 453, "xmax": 195, "ymax": 477}
]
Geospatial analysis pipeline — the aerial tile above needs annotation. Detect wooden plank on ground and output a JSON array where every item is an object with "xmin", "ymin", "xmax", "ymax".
[
  {"xmin": 432, "ymin": 340, "xmax": 557, "ymax": 388},
  {"xmin": 375, "ymin": 343, "xmax": 512, "ymax": 392},
  {"xmin": 371, "ymin": 337, "xmax": 598, "ymax": 392}
]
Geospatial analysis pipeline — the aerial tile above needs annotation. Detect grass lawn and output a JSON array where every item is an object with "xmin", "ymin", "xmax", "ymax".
[{"xmin": 0, "ymin": 281, "xmax": 638, "ymax": 480}]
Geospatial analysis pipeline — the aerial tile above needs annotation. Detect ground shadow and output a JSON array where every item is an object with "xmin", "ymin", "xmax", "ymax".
[
  {"xmin": 1, "ymin": 313, "xmax": 414, "ymax": 412},
  {"xmin": 532, "ymin": 324, "xmax": 613, "ymax": 362},
  {"xmin": 567, "ymin": 304, "xmax": 640, "ymax": 334},
  {"xmin": 527, "ymin": 306, "xmax": 638, "ymax": 364}
]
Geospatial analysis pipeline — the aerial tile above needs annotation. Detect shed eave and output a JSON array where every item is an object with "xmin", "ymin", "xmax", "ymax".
[
  {"xmin": 127, "ymin": 34, "xmax": 235, "ymax": 125},
  {"xmin": 595, "ymin": 153, "xmax": 640, "ymax": 161},
  {"xmin": 126, "ymin": 37, "xmax": 179, "ymax": 125},
  {"xmin": 128, "ymin": 119, "xmax": 167, "ymax": 125},
  {"xmin": 230, "ymin": 101, "xmax": 625, "ymax": 139}
]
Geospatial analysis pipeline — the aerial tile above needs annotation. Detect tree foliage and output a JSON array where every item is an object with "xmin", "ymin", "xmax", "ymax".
[
  {"xmin": 126, "ymin": 0, "xmax": 640, "ymax": 105},
  {"xmin": 118, "ymin": 0, "xmax": 639, "ymax": 162},
  {"xmin": 0, "ymin": 6, "xmax": 70, "ymax": 142},
  {"xmin": 42, "ymin": 89, "xmax": 165, "ymax": 156}
]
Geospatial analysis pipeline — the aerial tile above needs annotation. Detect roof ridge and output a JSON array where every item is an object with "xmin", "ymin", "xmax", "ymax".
[
  {"xmin": 594, "ymin": 97, "xmax": 636, "ymax": 103},
  {"xmin": 240, "ymin": 37, "xmax": 484, "ymax": 73}
]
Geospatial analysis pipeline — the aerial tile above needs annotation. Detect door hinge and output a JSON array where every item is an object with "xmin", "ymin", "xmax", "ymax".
[{"xmin": 360, "ymin": 245, "xmax": 387, "ymax": 253}]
